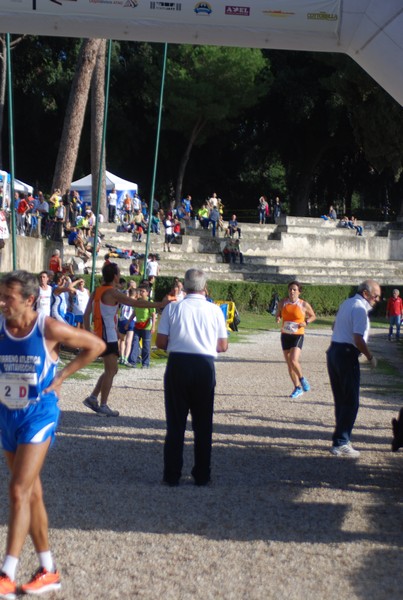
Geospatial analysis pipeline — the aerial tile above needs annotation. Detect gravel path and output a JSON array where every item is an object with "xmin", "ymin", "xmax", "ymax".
[{"xmin": 0, "ymin": 325, "xmax": 402, "ymax": 600}]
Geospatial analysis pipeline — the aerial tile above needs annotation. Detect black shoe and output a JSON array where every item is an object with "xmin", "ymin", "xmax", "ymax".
[
  {"xmin": 392, "ymin": 407, "xmax": 403, "ymax": 451},
  {"xmin": 162, "ymin": 479, "xmax": 179, "ymax": 487},
  {"xmin": 194, "ymin": 478, "xmax": 211, "ymax": 487}
]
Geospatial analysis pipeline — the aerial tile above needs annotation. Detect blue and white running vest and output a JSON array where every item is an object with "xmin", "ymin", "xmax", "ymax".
[{"xmin": 0, "ymin": 312, "xmax": 59, "ymax": 409}]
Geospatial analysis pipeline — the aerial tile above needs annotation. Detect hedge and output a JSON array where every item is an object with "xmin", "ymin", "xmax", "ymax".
[{"xmin": 24, "ymin": 273, "xmax": 392, "ymax": 317}]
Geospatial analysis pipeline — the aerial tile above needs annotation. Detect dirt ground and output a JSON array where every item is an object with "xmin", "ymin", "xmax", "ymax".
[{"xmin": 0, "ymin": 324, "xmax": 402, "ymax": 600}]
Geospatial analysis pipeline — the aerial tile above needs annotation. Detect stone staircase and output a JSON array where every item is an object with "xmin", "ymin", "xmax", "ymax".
[{"xmin": 62, "ymin": 216, "xmax": 403, "ymax": 285}]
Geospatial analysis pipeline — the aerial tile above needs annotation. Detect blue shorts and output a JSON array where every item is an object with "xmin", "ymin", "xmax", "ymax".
[
  {"xmin": 118, "ymin": 319, "xmax": 135, "ymax": 335},
  {"xmin": 74, "ymin": 315, "xmax": 84, "ymax": 324},
  {"xmin": 0, "ymin": 399, "xmax": 60, "ymax": 453}
]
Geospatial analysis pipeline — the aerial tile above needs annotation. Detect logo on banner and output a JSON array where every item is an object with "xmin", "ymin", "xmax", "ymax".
[
  {"xmin": 124, "ymin": 0, "xmax": 139, "ymax": 6},
  {"xmin": 150, "ymin": 2, "xmax": 182, "ymax": 10},
  {"xmin": 225, "ymin": 6, "xmax": 250, "ymax": 16},
  {"xmin": 194, "ymin": 2, "xmax": 212, "ymax": 15},
  {"xmin": 262, "ymin": 10, "xmax": 295, "ymax": 18},
  {"xmin": 307, "ymin": 11, "xmax": 338, "ymax": 21}
]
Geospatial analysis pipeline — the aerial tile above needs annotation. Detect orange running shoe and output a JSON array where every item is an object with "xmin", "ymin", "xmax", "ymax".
[
  {"xmin": 20, "ymin": 567, "xmax": 61, "ymax": 595},
  {"xmin": 0, "ymin": 572, "xmax": 17, "ymax": 600}
]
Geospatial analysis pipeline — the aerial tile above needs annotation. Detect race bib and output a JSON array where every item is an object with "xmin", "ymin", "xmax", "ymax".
[
  {"xmin": 283, "ymin": 321, "xmax": 299, "ymax": 334},
  {"xmin": 0, "ymin": 373, "xmax": 38, "ymax": 409}
]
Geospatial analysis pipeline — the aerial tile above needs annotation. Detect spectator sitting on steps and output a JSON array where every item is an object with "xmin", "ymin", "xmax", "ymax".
[
  {"xmin": 226, "ymin": 214, "xmax": 242, "ymax": 239},
  {"xmin": 223, "ymin": 238, "xmax": 243, "ymax": 264}
]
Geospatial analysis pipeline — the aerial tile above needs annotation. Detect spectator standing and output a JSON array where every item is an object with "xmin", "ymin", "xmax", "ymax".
[
  {"xmin": 156, "ymin": 268, "xmax": 228, "ymax": 486},
  {"xmin": 48, "ymin": 249, "xmax": 62, "ymax": 274},
  {"xmin": 128, "ymin": 283, "xmax": 156, "ymax": 368},
  {"xmin": 37, "ymin": 192, "xmax": 49, "ymax": 235},
  {"xmin": 62, "ymin": 188, "xmax": 72, "ymax": 225},
  {"xmin": 132, "ymin": 193, "xmax": 142, "ymax": 213},
  {"xmin": 208, "ymin": 192, "xmax": 219, "ymax": 208},
  {"xmin": 48, "ymin": 189, "xmax": 61, "ymax": 221},
  {"xmin": 258, "ymin": 196, "xmax": 268, "ymax": 224},
  {"xmin": 146, "ymin": 254, "xmax": 160, "ymax": 279},
  {"xmin": 35, "ymin": 271, "xmax": 53, "ymax": 316},
  {"xmin": 107, "ymin": 187, "xmax": 117, "ymax": 223},
  {"xmin": 182, "ymin": 194, "xmax": 193, "ymax": 217},
  {"xmin": 273, "ymin": 197, "xmax": 282, "ymax": 221},
  {"xmin": 129, "ymin": 258, "xmax": 140, "ymax": 276},
  {"xmin": 16, "ymin": 194, "xmax": 29, "ymax": 235},
  {"xmin": 150, "ymin": 212, "xmax": 161, "ymax": 234},
  {"xmin": 70, "ymin": 278, "xmax": 90, "ymax": 327},
  {"xmin": 163, "ymin": 217, "xmax": 174, "ymax": 252},
  {"xmin": 327, "ymin": 279, "xmax": 380, "ymax": 457},
  {"xmin": 118, "ymin": 288, "xmax": 137, "ymax": 367},
  {"xmin": 209, "ymin": 206, "xmax": 220, "ymax": 238},
  {"xmin": 386, "ymin": 288, "xmax": 403, "ymax": 341}
]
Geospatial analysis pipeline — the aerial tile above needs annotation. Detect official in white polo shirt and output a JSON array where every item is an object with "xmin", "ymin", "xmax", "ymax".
[
  {"xmin": 156, "ymin": 268, "xmax": 228, "ymax": 486},
  {"xmin": 327, "ymin": 279, "xmax": 380, "ymax": 457}
]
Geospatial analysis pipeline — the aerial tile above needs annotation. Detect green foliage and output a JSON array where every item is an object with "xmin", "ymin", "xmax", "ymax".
[
  {"xmin": 152, "ymin": 277, "xmax": 357, "ymax": 315},
  {"xmin": 164, "ymin": 45, "xmax": 270, "ymax": 143}
]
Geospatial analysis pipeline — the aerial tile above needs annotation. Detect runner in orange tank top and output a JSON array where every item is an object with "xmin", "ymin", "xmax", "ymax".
[{"xmin": 276, "ymin": 280, "xmax": 316, "ymax": 399}]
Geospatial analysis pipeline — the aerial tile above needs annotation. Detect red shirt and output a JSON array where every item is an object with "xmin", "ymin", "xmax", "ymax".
[{"xmin": 386, "ymin": 296, "xmax": 403, "ymax": 317}]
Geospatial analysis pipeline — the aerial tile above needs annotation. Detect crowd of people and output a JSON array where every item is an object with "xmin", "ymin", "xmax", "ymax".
[{"xmin": 1, "ymin": 264, "xmax": 403, "ymax": 597}]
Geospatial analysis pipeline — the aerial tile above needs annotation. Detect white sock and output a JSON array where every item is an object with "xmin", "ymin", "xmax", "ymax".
[
  {"xmin": 1, "ymin": 555, "xmax": 19, "ymax": 580},
  {"xmin": 38, "ymin": 551, "xmax": 54, "ymax": 572}
]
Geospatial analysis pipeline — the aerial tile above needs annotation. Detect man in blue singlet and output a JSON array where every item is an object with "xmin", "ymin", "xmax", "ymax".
[{"xmin": 0, "ymin": 270, "xmax": 106, "ymax": 598}]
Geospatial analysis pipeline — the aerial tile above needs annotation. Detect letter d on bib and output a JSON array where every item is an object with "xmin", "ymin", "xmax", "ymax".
[{"xmin": 20, "ymin": 386, "xmax": 27, "ymax": 398}]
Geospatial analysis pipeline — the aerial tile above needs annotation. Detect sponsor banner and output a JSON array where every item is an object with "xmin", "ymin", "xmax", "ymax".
[{"xmin": 0, "ymin": 0, "xmax": 340, "ymax": 33}]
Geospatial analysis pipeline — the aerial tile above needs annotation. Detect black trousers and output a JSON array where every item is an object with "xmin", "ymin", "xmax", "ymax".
[
  {"xmin": 326, "ymin": 342, "xmax": 360, "ymax": 446},
  {"xmin": 163, "ymin": 353, "xmax": 215, "ymax": 484}
]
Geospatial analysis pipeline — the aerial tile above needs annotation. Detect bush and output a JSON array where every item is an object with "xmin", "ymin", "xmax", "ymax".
[
  {"xmin": 66, "ymin": 274, "xmax": 391, "ymax": 316},
  {"xmin": 153, "ymin": 277, "xmax": 358, "ymax": 315}
]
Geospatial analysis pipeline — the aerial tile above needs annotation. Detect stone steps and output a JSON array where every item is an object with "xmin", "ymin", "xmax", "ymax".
[{"xmin": 61, "ymin": 216, "xmax": 403, "ymax": 285}]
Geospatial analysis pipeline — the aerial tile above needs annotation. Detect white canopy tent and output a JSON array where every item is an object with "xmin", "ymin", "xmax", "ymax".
[
  {"xmin": 70, "ymin": 170, "xmax": 138, "ymax": 206},
  {"xmin": 0, "ymin": 170, "xmax": 33, "ymax": 203},
  {"xmin": 0, "ymin": 1, "xmax": 402, "ymax": 106}
]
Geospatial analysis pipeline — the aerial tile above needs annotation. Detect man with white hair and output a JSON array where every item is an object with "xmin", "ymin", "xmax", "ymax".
[
  {"xmin": 156, "ymin": 268, "xmax": 228, "ymax": 486},
  {"xmin": 327, "ymin": 279, "xmax": 380, "ymax": 457}
]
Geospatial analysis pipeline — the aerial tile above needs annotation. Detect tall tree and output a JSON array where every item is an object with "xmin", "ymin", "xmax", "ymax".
[
  {"xmin": 52, "ymin": 38, "xmax": 102, "ymax": 192},
  {"xmin": 161, "ymin": 45, "xmax": 270, "ymax": 203}
]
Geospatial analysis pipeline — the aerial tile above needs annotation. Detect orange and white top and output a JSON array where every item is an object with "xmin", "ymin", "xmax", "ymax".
[{"xmin": 281, "ymin": 299, "xmax": 305, "ymax": 336}]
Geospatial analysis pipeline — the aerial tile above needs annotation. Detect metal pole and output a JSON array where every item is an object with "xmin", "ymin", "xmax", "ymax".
[
  {"xmin": 90, "ymin": 39, "xmax": 113, "ymax": 292},
  {"xmin": 142, "ymin": 42, "xmax": 168, "ymax": 279},
  {"xmin": 6, "ymin": 33, "xmax": 17, "ymax": 270}
]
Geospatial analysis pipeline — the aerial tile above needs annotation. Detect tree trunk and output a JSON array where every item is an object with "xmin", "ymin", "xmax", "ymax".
[
  {"xmin": 175, "ymin": 117, "xmax": 205, "ymax": 204},
  {"xmin": 290, "ymin": 145, "xmax": 327, "ymax": 216},
  {"xmin": 52, "ymin": 38, "xmax": 102, "ymax": 193},
  {"xmin": 91, "ymin": 39, "xmax": 107, "ymax": 218}
]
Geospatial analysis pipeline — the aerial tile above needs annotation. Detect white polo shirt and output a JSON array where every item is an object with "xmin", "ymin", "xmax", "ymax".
[
  {"xmin": 158, "ymin": 293, "xmax": 228, "ymax": 357},
  {"xmin": 332, "ymin": 293, "xmax": 372, "ymax": 345}
]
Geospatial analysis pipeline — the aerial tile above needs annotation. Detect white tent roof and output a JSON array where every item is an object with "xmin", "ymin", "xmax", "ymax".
[
  {"xmin": 14, "ymin": 178, "xmax": 34, "ymax": 194},
  {"xmin": 0, "ymin": 170, "xmax": 33, "ymax": 194},
  {"xmin": 0, "ymin": 1, "xmax": 402, "ymax": 106},
  {"xmin": 71, "ymin": 171, "xmax": 138, "ymax": 193}
]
